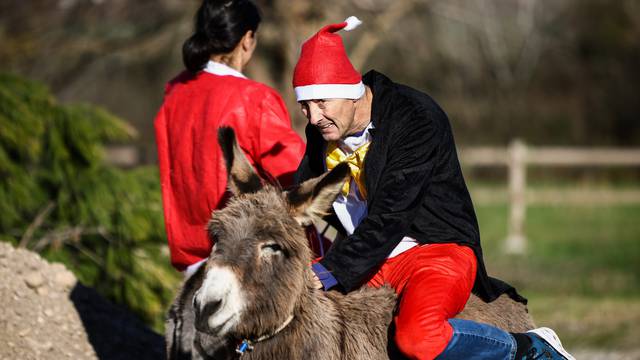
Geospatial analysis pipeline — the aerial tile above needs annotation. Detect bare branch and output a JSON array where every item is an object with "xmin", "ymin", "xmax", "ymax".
[
  {"xmin": 68, "ymin": 242, "xmax": 105, "ymax": 267},
  {"xmin": 352, "ymin": 0, "xmax": 393, "ymax": 12},
  {"xmin": 350, "ymin": 0, "xmax": 417, "ymax": 70},
  {"xmin": 19, "ymin": 202, "xmax": 56, "ymax": 249},
  {"xmin": 476, "ymin": 0, "xmax": 514, "ymax": 85},
  {"xmin": 429, "ymin": 0, "xmax": 551, "ymax": 88},
  {"xmin": 31, "ymin": 226, "xmax": 106, "ymax": 252}
]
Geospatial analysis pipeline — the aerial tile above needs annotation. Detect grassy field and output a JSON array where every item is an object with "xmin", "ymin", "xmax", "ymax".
[{"xmin": 473, "ymin": 201, "xmax": 640, "ymax": 351}]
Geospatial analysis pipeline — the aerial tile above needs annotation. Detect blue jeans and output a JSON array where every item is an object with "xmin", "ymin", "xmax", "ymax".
[{"xmin": 435, "ymin": 319, "xmax": 517, "ymax": 360}]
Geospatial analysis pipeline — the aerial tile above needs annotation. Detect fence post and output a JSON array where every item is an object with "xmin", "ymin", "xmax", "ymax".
[{"xmin": 505, "ymin": 139, "xmax": 527, "ymax": 254}]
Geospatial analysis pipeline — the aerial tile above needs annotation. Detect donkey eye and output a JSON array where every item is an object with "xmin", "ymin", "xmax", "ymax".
[
  {"xmin": 212, "ymin": 244, "xmax": 221, "ymax": 253},
  {"xmin": 260, "ymin": 243, "xmax": 283, "ymax": 257}
]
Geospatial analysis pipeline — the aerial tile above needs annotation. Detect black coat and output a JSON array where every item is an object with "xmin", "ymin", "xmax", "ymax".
[{"xmin": 295, "ymin": 70, "xmax": 525, "ymax": 304}]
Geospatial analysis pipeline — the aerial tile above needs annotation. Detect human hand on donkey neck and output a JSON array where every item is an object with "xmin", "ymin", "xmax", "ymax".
[
  {"xmin": 311, "ymin": 262, "xmax": 338, "ymax": 291},
  {"xmin": 312, "ymin": 273, "xmax": 323, "ymax": 290}
]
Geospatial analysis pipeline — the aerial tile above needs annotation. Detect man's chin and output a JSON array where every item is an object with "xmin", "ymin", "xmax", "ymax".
[{"xmin": 319, "ymin": 131, "xmax": 341, "ymax": 142}]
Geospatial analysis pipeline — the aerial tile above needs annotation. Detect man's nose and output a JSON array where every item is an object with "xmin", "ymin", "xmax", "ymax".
[{"xmin": 308, "ymin": 109, "xmax": 323, "ymax": 125}]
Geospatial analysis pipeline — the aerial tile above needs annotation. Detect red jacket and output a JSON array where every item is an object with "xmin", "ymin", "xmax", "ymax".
[{"xmin": 155, "ymin": 69, "xmax": 305, "ymax": 270}]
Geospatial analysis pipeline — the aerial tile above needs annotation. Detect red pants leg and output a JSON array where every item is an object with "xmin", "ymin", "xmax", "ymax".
[{"xmin": 367, "ymin": 244, "xmax": 477, "ymax": 360}]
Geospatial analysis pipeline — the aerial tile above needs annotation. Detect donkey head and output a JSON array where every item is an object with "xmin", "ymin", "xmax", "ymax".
[{"xmin": 192, "ymin": 127, "xmax": 349, "ymax": 340}]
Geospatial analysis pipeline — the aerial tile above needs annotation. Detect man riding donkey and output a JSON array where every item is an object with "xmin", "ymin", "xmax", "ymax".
[{"xmin": 294, "ymin": 16, "xmax": 575, "ymax": 360}]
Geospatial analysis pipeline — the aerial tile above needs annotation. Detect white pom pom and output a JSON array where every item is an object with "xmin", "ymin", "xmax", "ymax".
[{"xmin": 343, "ymin": 16, "xmax": 362, "ymax": 31}]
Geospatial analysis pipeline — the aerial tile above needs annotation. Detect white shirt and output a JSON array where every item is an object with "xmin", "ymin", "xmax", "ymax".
[{"xmin": 330, "ymin": 123, "xmax": 418, "ymax": 258}]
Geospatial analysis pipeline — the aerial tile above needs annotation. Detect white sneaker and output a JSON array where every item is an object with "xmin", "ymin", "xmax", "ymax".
[{"xmin": 526, "ymin": 327, "xmax": 576, "ymax": 360}]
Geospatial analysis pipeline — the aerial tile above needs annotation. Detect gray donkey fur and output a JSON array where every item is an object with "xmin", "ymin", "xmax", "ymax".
[{"xmin": 166, "ymin": 127, "xmax": 534, "ymax": 360}]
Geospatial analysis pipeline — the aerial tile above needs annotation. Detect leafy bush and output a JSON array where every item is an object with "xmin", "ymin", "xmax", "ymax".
[{"xmin": 0, "ymin": 73, "xmax": 179, "ymax": 331}]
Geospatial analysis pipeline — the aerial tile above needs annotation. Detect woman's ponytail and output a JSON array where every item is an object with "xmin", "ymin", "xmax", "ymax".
[
  {"xmin": 182, "ymin": 32, "xmax": 213, "ymax": 73},
  {"xmin": 182, "ymin": 0, "xmax": 261, "ymax": 73}
]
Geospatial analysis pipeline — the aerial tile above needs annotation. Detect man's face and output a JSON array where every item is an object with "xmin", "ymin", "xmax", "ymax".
[{"xmin": 299, "ymin": 98, "xmax": 357, "ymax": 141}]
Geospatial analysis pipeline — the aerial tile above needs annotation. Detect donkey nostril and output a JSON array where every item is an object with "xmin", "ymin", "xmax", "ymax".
[
  {"xmin": 201, "ymin": 299, "xmax": 222, "ymax": 318},
  {"xmin": 194, "ymin": 299, "xmax": 223, "ymax": 332}
]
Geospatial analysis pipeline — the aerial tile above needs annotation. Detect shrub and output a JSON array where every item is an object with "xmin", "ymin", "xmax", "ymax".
[{"xmin": 0, "ymin": 73, "xmax": 179, "ymax": 331}]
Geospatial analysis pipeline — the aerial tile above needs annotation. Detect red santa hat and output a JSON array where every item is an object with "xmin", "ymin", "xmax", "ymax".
[{"xmin": 293, "ymin": 16, "xmax": 364, "ymax": 101}]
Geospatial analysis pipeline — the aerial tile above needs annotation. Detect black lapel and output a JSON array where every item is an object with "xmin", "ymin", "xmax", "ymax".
[{"xmin": 362, "ymin": 70, "xmax": 392, "ymax": 203}]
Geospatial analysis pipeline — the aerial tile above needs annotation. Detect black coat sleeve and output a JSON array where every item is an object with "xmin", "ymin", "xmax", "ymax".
[{"xmin": 320, "ymin": 107, "xmax": 443, "ymax": 292}]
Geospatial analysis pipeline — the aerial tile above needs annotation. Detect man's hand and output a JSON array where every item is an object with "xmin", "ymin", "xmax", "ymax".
[
  {"xmin": 311, "ymin": 262, "xmax": 338, "ymax": 291},
  {"xmin": 312, "ymin": 272, "xmax": 323, "ymax": 290}
]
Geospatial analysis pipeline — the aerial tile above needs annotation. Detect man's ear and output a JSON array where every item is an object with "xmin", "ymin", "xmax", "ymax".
[
  {"xmin": 287, "ymin": 163, "xmax": 350, "ymax": 225},
  {"xmin": 218, "ymin": 126, "xmax": 262, "ymax": 195}
]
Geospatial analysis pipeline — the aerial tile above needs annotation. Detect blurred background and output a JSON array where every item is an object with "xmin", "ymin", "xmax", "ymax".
[{"xmin": 1, "ymin": 0, "xmax": 638, "ymax": 357}]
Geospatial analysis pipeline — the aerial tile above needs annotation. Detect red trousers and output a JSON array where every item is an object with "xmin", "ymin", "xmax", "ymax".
[{"xmin": 367, "ymin": 244, "xmax": 477, "ymax": 360}]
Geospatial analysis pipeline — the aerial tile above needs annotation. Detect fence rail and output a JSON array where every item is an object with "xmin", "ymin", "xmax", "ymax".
[
  {"xmin": 107, "ymin": 141, "xmax": 640, "ymax": 254},
  {"xmin": 105, "ymin": 146, "xmax": 140, "ymax": 167},
  {"xmin": 459, "ymin": 139, "xmax": 640, "ymax": 254},
  {"xmin": 460, "ymin": 145, "xmax": 640, "ymax": 166}
]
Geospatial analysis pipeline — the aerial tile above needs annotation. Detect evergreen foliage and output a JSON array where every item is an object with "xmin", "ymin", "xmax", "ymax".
[{"xmin": 0, "ymin": 73, "xmax": 179, "ymax": 331}]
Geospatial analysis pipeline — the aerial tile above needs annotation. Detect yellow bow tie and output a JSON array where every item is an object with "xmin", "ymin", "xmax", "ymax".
[{"xmin": 326, "ymin": 141, "xmax": 370, "ymax": 199}]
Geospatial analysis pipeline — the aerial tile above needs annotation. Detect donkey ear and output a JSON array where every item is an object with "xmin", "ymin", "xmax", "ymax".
[
  {"xmin": 287, "ymin": 163, "xmax": 350, "ymax": 225},
  {"xmin": 218, "ymin": 126, "xmax": 262, "ymax": 195}
]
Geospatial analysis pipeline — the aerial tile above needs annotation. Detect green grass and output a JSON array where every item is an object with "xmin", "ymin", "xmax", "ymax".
[
  {"xmin": 526, "ymin": 294, "xmax": 640, "ymax": 351},
  {"xmin": 475, "ymin": 202, "xmax": 640, "ymax": 349}
]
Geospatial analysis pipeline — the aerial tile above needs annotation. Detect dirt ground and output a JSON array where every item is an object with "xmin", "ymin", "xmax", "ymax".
[{"xmin": 0, "ymin": 241, "xmax": 164, "ymax": 360}]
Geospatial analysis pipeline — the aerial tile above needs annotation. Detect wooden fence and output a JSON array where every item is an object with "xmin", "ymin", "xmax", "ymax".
[
  {"xmin": 105, "ymin": 146, "xmax": 141, "ymax": 168},
  {"xmin": 106, "ymin": 141, "xmax": 640, "ymax": 254},
  {"xmin": 459, "ymin": 139, "xmax": 640, "ymax": 254}
]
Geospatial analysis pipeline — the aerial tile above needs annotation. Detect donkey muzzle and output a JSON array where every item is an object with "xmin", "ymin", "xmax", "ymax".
[{"xmin": 192, "ymin": 265, "xmax": 246, "ymax": 336}]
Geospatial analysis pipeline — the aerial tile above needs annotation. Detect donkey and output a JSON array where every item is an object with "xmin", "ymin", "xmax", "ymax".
[{"xmin": 166, "ymin": 127, "xmax": 535, "ymax": 360}]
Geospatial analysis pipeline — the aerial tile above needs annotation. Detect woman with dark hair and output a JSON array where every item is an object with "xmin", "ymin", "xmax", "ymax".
[{"xmin": 155, "ymin": 0, "xmax": 304, "ymax": 275}]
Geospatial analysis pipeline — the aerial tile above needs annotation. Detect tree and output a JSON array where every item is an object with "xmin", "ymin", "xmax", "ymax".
[{"xmin": 0, "ymin": 73, "xmax": 179, "ymax": 330}]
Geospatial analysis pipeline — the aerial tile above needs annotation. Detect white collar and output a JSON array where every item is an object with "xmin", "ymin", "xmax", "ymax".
[
  {"xmin": 339, "ymin": 122, "xmax": 374, "ymax": 154},
  {"xmin": 203, "ymin": 60, "xmax": 247, "ymax": 79}
]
